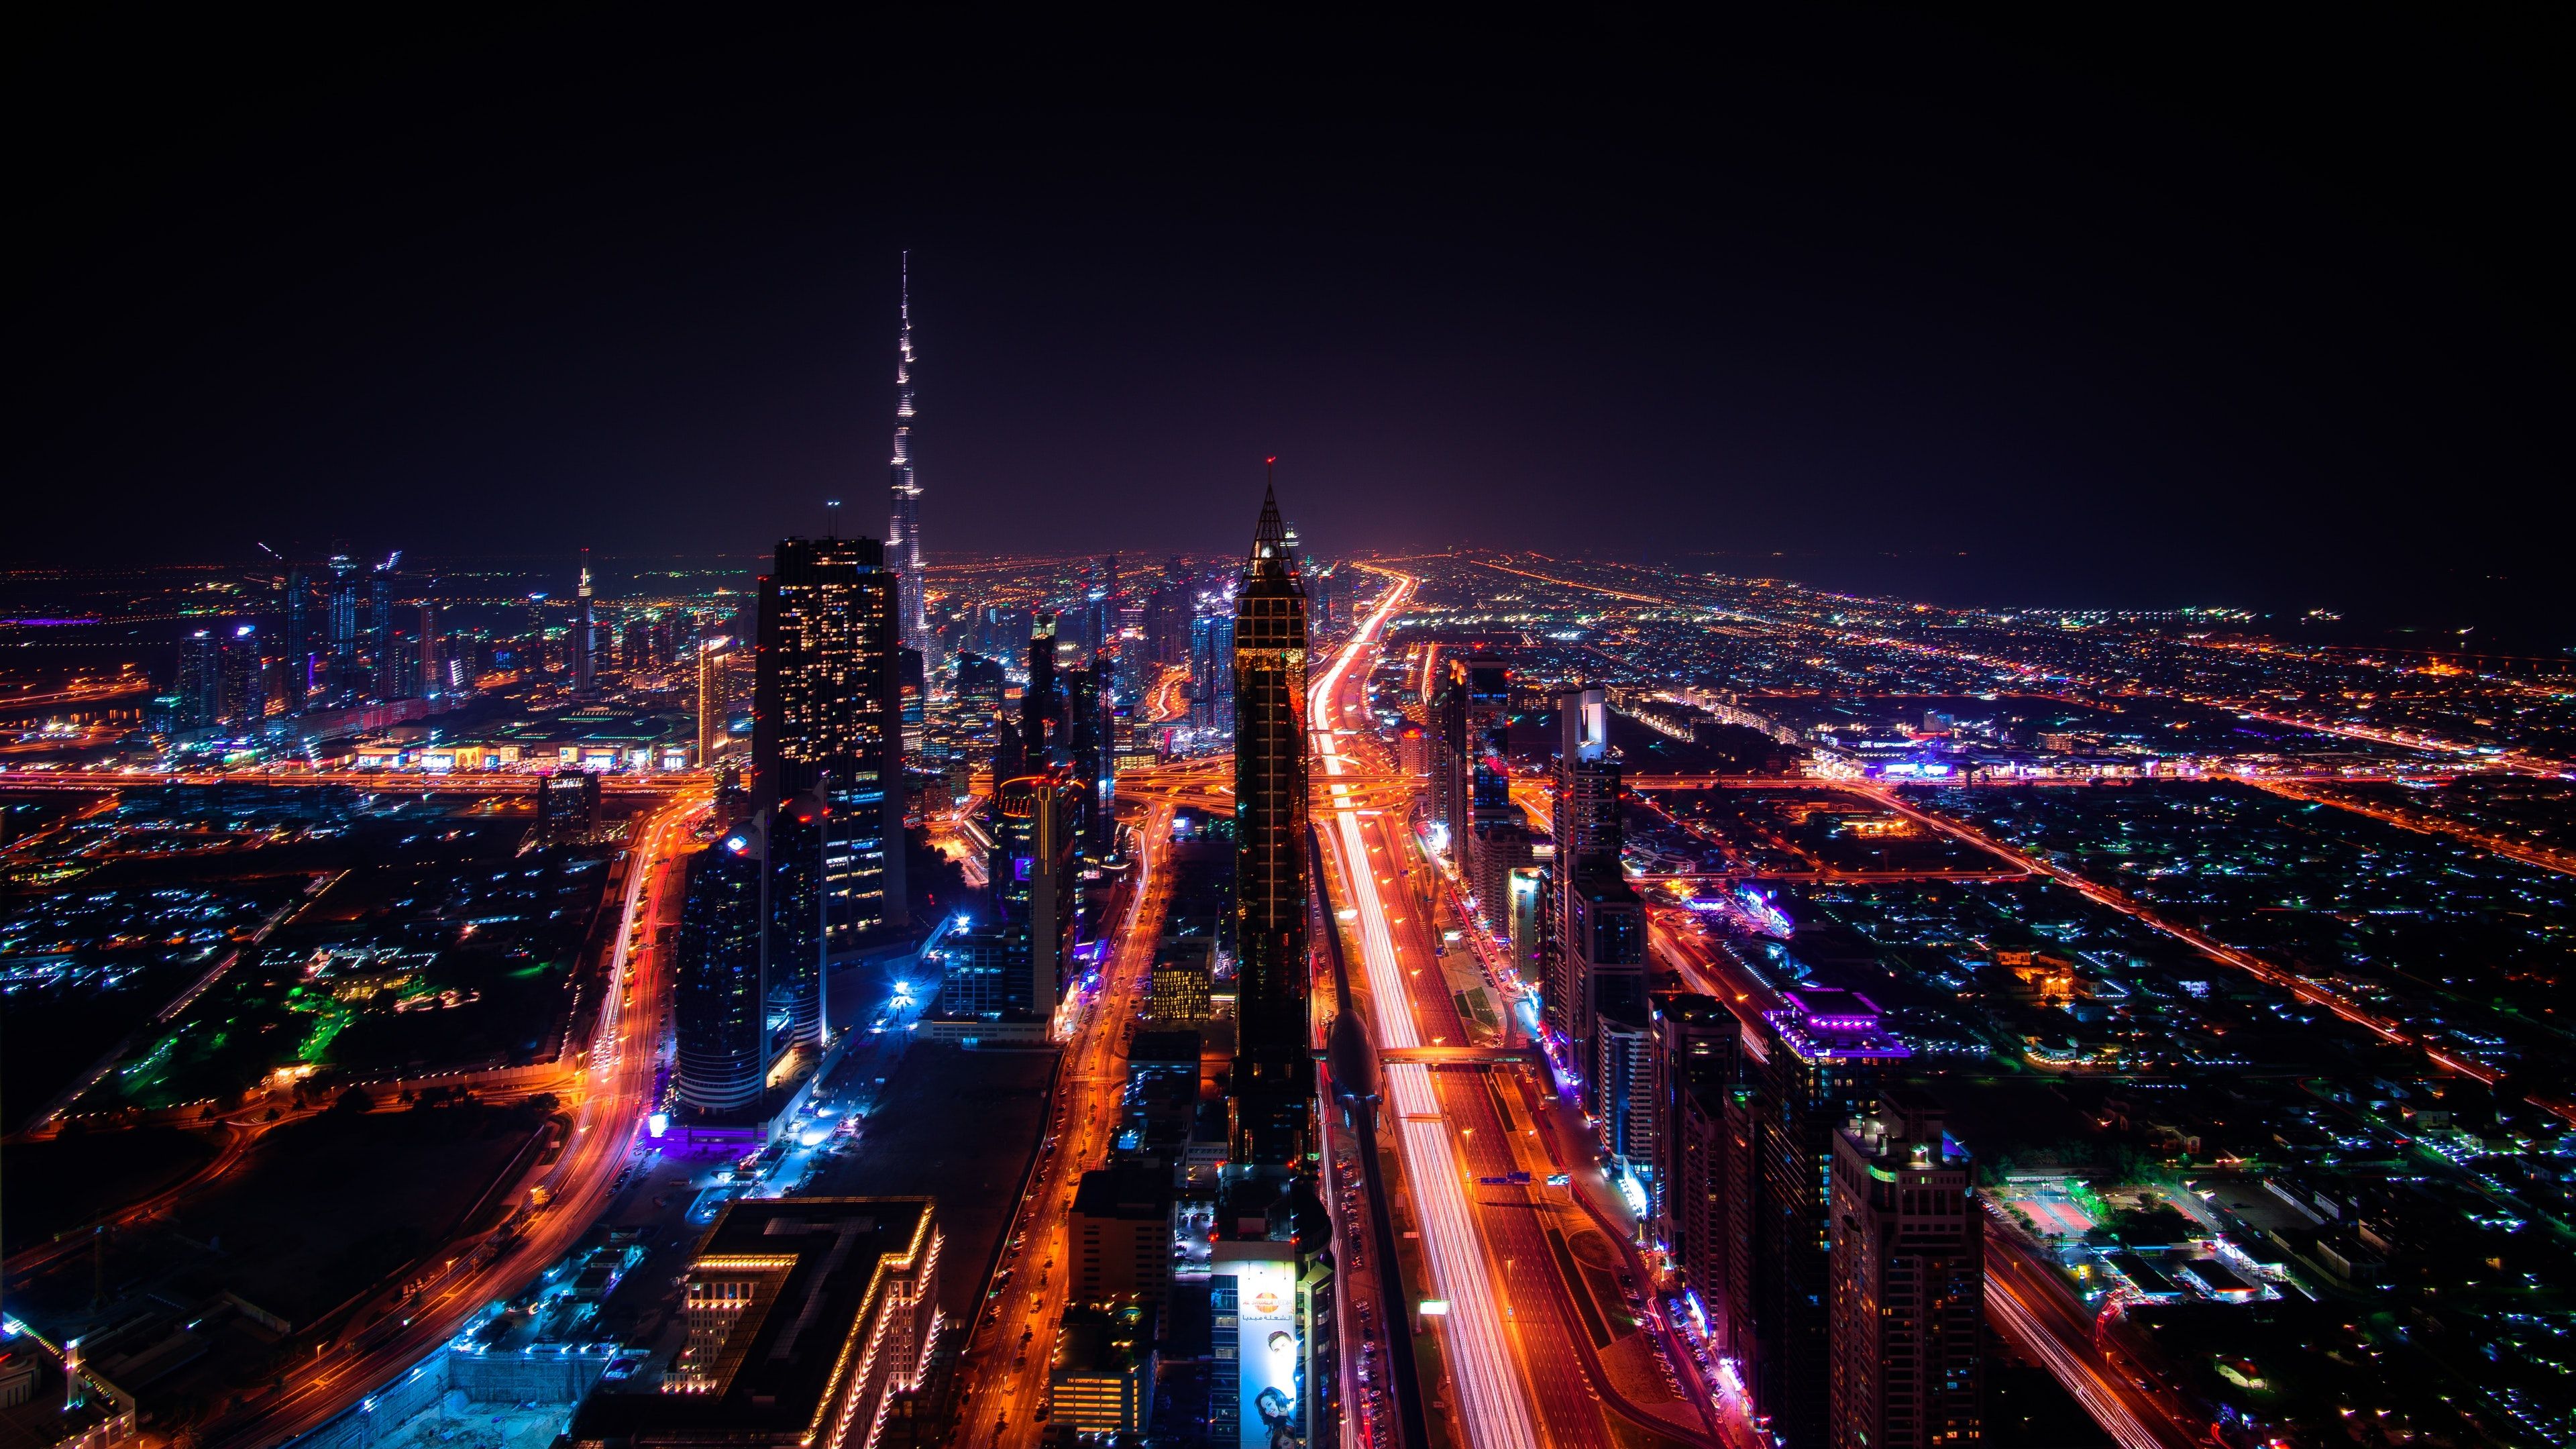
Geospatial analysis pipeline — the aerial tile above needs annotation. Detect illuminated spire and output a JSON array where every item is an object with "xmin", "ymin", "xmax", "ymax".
[
  {"xmin": 888, "ymin": 252, "xmax": 928, "ymax": 651},
  {"xmin": 1244, "ymin": 458, "xmax": 1301, "ymax": 593}
]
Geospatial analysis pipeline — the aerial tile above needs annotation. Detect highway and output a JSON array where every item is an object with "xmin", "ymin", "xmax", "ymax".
[
  {"xmin": 1310, "ymin": 576, "xmax": 1543, "ymax": 1449},
  {"xmin": 953, "ymin": 798, "xmax": 1175, "ymax": 1449},
  {"xmin": 201, "ymin": 788, "xmax": 706, "ymax": 1449}
]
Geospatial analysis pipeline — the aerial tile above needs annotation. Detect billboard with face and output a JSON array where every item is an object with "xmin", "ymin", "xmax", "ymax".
[{"xmin": 1234, "ymin": 1258, "xmax": 1300, "ymax": 1449}]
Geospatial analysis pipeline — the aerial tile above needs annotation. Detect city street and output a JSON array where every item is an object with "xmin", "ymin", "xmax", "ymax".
[{"xmin": 951, "ymin": 798, "xmax": 1175, "ymax": 1449}]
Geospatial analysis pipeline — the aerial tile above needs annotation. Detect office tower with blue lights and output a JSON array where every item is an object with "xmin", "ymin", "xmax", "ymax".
[
  {"xmin": 1228, "ymin": 476, "xmax": 1311, "ymax": 1165},
  {"xmin": 753, "ymin": 535, "xmax": 908, "ymax": 1020},
  {"xmin": 570, "ymin": 549, "xmax": 598, "ymax": 700},
  {"xmin": 675, "ymin": 826, "xmax": 767, "ymax": 1114},
  {"xmin": 887, "ymin": 252, "xmax": 930, "ymax": 656}
]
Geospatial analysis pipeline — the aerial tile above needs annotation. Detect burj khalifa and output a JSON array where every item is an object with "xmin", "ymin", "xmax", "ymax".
[{"xmin": 887, "ymin": 252, "xmax": 929, "ymax": 653}]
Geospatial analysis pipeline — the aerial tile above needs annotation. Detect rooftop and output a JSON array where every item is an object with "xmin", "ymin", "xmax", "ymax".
[{"xmin": 569, "ymin": 1197, "xmax": 930, "ymax": 1446}]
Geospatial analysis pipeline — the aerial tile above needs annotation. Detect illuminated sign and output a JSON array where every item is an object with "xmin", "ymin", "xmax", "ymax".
[
  {"xmin": 1232, "ymin": 1258, "xmax": 1299, "ymax": 1449},
  {"xmin": 1417, "ymin": 1299, "xmax": 1450, "ymax": 1316}
]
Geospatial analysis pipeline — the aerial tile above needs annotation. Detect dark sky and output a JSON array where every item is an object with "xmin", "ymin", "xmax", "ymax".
[{"xmin": 5, "ymin": 10, "xmax": 2568, "ymax": 639}]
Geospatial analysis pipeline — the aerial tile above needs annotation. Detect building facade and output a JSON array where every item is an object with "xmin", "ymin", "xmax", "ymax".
[
  {"xmin": 753, "ymin": 534, "xmax": 908, "ymax": 964},
  {"xmin": 1228, "ymin": 480, "xmax": 1311, "ymax": 1166}
]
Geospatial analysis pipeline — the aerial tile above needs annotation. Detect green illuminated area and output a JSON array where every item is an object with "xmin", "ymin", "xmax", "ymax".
[{"xmin": 63, "ymin": 804, "xmax": 616, "ymax": 1118}]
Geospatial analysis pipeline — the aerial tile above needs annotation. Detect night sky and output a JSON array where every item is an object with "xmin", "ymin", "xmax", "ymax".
[{"xmin": 5, "ymin": 11, "xmax": 2567, "ymax": 639}]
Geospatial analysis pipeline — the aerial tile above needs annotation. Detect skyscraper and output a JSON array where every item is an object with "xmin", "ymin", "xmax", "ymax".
[
  {"xmin": 282, "ymin": 564, "xmax": 312, "ymax": 712},
  {"xmin": 753, "ymin": 535, "xmax": 908, "ymax": 971},
  {"xmin": 991, "ymin": 768, "xmax": 1081, "ymax": 1012},
  {"xmin": 1229, "ymin": 472, "xmax": 1311, "ymax": 1165},
  {"xmin": 1829, "ymin": 1092, "xmax": 1982, "ymax": 1449},
  {"xmin": 676, "ymin": 828, "xmax": 767, "ymax": 1113},
  {"xmin": 178, "ymin": 628, "xmax": 221, "ymax": 731},
  {"xmin": 326, "ymin": 553, "xmax": 361, "ymax": 701},
  {"xmin": 1024, "ymin": 611, "xmax": 1062, "ymax": 759},
  {"xmin": 1548, "ymin": 687, "xmax": 1623, "ymax": 1054},
  {"xmin": 572, "ymin": 549, "xmax": 598, "ymax": 700},
  {"xmin": 1654, "ymin": 993, "xmax": 1741, "ymax": 1299},
  {"xmin": 696, "ymin": 635, "xmax": 741, "ymax": 765},
  {"xmin": 886, "ymin": 253, "xmax": 929, "ymax": 655},
  {"xmin": 1736, "ymin": 987, "xmax": 1911, "ymax": 1448},
  {"xmin": 368, "ymin": 557, "xmax": 398, "ymax": 700},
  {"xmin": 764, "ymin": 789, "xmax": 830, "ymax": 1053}
]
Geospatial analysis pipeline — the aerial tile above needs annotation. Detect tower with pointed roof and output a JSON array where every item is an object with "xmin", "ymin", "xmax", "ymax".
[
  {"xmin": 1229, "ymin": 462, "xmax": 1312, "ymax": 1165},
  {"xmin": 888, "ymin": 253, "xmax": 929, "ymax": 653}
]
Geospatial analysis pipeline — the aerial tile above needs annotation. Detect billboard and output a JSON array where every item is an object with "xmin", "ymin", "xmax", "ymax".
[{"xmin": 1234, "ymin": 1258, "xmax": 1300, "ymax": 1449}]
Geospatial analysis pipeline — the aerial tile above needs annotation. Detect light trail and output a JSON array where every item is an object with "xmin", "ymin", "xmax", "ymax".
[
  {"xmin": 1313, "ymin": 576, "xmax": 1540, "ymax": 1449},
  {"xmin": 1982, "ymin": 1272, "xmax": 2163, "ymax": 1449}
]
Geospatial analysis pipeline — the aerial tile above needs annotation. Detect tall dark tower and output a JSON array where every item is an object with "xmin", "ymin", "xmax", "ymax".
[
  {"xmin": 674, "ymin": 828, "xmax": 767, "ymax": 1114},
  {"xmin": 572, "ymin": 549, "xmax": 598, "ymax": 700},
  {"xmin": 753, "ymin": 535, "xmax": 909, "ymax": 994},
  {"xmin": 887, "ymin": 253, "xmax": 929, "ymax": 655},
  {"xmin": 1229, "ymin": 466, "xmax": 1311, "ymax": 1165}
]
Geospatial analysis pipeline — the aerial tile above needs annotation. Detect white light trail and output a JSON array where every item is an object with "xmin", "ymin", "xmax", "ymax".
[
  {"xmin": 1984, "ymin": 1275, "xmax": 2162, "ymax": 1449},
  {"xmin": 1312, "ymin": 578, "xmax": 1540, "ymax": 1449}
]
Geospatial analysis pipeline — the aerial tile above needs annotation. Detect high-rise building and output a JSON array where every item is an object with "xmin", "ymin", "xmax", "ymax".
[
  {"xmin": 282, "ymin": 564, "xmax": 312, "ymax": 712},
  {"xmin": 219, "ymin": 623, "xmax": 265, "ymax": 733},
  {"xmin": 572, "ymin": 549, "xmax": 598, "ymax": 700},
  {"xmin": 887, "ymin": 253, "xmax": 930, "ymax": 655},
  {"xmin": 1463, "ymin": 656, "xmax": 1511, "ymax": 828},
  {"xmin": 177, "ymin": 629, "xmax": 221, "ymax": 732},
  {"xmin": 1470, "ymin": 818, "xmax": 1539, "ymax": 928},
  {"xmin": 991, "ymin": 769, "xmax": 1081, "ymax": 1011},
  {"xmin": 1594, "ymin": 999, "xmax": 1656, "ymax": 1197},
  {"xmin": 1427, "ymin": 656, "xmax": 1468, "ymax": 848},
  {"xmin": 369, "ymin": 559, "xmax": 398, "ymax": 700},
  {"xmin": 537, "ymin": 769, "xmax": 603, "ymax": 847},
  {"xmin": 1189, "ymin": 607, "xmax": 1235, "ymax": 735},
  {"xmin": 417, "ymin": 601, "xmax": 441, "ymax": 700},
  {"xmin": 1505, "ymin": 863, "xmax": 1548, "ymax": 994},
  {"xmin": 1069, "ymin": 1165, "xmax": 1178, "ymax": 1309},
  {"xmin": 1065, "ymin": 663, "xmax": 1112, "ymax": 858},
  {"xmin": 1023, "ymin": 612, "xmax": 1062, "ymax": 759},
  {"xmin": 898, "ymin": 646, "xmax": 926, "ymax": 759},
  {"xmin": 1547, "ymin": 686, "xmax": 1622, "ymax": 1051},
  {"xmin": 326, "ymin": 553, "xmax": 362, "ymax": 700},
  {"xmin": 762, "ymin": 790, "xmax": 830, "ymax": 1053},
  {"xmin": 1653, "ymin": 993, "xmax": 1741, "ymax": 1295},
  {"xmin": 1829, "ymin": 1092, "xmax": 1982, "ymax": 1449},
  {"xmin": 1565, "ymin": 872, "xmax": 1646, "ymax": 1111},
  {"xmin": 1735, "ymin": 987, "xmax": 1911, "ymax": 1448},
  {"xmin": 675, "ymin": 831, "xmax": 766, "ymax": 1114},
  {"xmin": 696, "ymin": 635, "xmax": 744, "ymax": 765},
  {"xmin": 1229, "ymin": 475, "xmax": 1310, "ymax": 1166},
  {"xmin": 753, "ymin": 535, "xmax": 908, "ymax": 960}
]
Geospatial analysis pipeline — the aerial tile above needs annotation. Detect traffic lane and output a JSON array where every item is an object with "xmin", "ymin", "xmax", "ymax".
[
  {"xmin": 1430, "ymin": 1067, "xmax": 1609, "ymax": 1449},
  {"xmin": 1377, "ymin": 820, "xmax": 1635, "ymax": 1444},
  {"xmin": 957, "ymin": 806, "xmax": 1171, "ymax": 1449}
]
